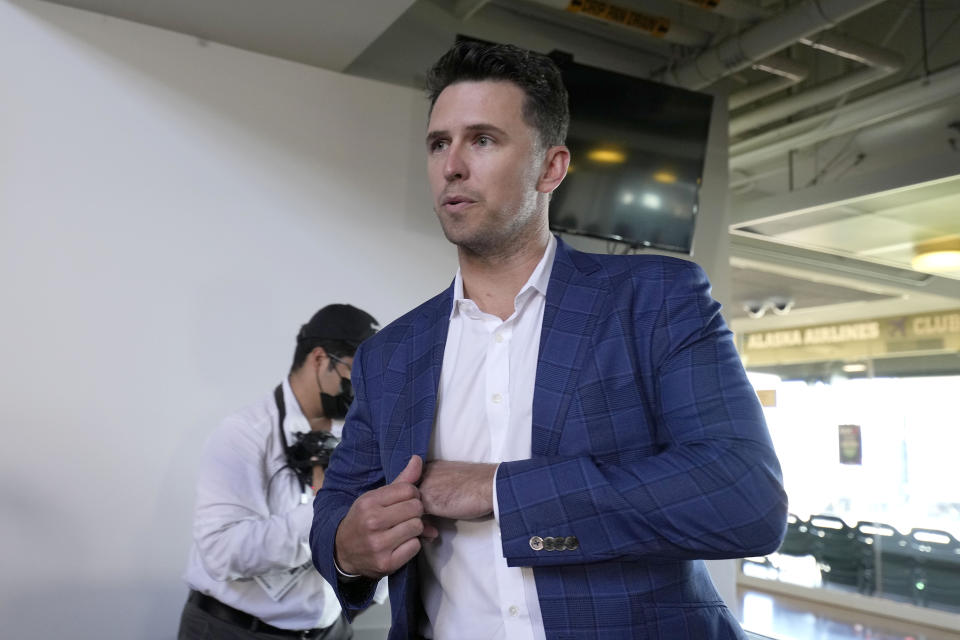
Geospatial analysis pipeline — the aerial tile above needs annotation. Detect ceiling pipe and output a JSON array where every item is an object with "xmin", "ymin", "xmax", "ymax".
[
  {"xmin": 729, "ymin": 63, "xmax": 960, "ymax": 170},
  {"xmin": 453, "ymin": 0, "xmax": 491, "ymax": 20},
  {"xmin": 656, "ymin": 0, "xmax": 890, "ymax": 89},
  {"xmin": 671, "ymin": 0, "xmax": 769, "ymax": 21},
  {"xmin": 729, "ymin": 54, "xmax": 809, "ymax": 110},
  {"xmin": 531, "ymin": 0, "xmax": 896, "ymax": 122},
  {"xmin": 730, "ymin": 32, "xmax": 903, "ymax": 136}
]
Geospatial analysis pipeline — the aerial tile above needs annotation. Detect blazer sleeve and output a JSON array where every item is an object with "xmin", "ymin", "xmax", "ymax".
[
  {"xmin": 309, "ymin": 346, "xmax": 384, "ymax": 616},
  {"xmin": 495, "ymin": 260, "xmax": 787, "ymax": 568}
]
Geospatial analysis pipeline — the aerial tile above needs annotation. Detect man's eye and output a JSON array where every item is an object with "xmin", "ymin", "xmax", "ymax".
[
  {"xmin": 476, "ymin": 135, "xmax": 492, "ymax": 146},
  {"xmin": 430, "ymin": 140, "xmax": 448, "ymax": 152}
]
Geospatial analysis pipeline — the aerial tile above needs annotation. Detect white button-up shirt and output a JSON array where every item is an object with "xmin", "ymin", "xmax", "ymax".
[
  {"xmin": 419, "ymin": 236, "xmax": 556, "ymax": 640},
  {"xmin": 183, "ymin": 378, "xmax": 342, "ymax": 630}
]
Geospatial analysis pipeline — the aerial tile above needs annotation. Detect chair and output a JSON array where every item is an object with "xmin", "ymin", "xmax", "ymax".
[
  {"xmin": 808, "ymin": 514, "xmax": 865, "ymax": 591},
  {"xmin": 871, "ymin": 524, "xmax": 918, "ymax": 604},
  {"xmin": 777, "ymin": 513, "xmax": 816, "ymax": 558},
  {"xmin": 909, "ymin": 528, "xmax": 960, "ymax": 611},
  {"xmin": 855, "ymin": 521, "xmax": 904, "ymax": 597}
]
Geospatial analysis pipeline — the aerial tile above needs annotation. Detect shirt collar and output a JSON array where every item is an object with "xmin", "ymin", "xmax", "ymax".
[
  {"xmin": 280, "ymin": 376, "xmax": 310, "ymax": 441},
  {"xmin": 450, "ymin": 234, "xmax": 556, "ymax": 319},
  {"xmin": 526, "ymin": 233, "xmax": 557, "ymax": 299}
]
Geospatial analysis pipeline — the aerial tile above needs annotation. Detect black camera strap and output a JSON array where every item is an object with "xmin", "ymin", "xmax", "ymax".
[{"xmin": 274, "ymin": 383, "xmax": 307, "ymax": 494}]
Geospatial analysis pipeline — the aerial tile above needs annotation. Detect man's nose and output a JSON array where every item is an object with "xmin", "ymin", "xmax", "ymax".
[{"xmin": 443, "ymin": 144, "xmax": 468, "ymax": 181}]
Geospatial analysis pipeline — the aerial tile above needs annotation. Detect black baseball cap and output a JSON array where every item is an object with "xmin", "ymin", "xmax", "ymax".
[{"xmin": 297, "ymin": 304, "xmax": 379, "ymax": 347}]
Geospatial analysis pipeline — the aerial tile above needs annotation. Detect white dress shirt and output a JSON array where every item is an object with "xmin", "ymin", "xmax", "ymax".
[
  {"xmin": 183, "ymin": 378, "xmax": 342, "ymax": 630},
  {"xmin": 419, "ymin": 235, "xmax": 556, "ymax": 640}
]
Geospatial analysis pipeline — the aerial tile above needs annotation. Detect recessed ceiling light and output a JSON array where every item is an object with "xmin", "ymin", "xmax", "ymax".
[
  {"xmin": 912, "ymin": 237, "xmax": 960, "ymax": 272},
  {"xmin": 587, "ymin": 148, "xmax": 626, "ymax": 164},
  {"xmin": 912, "ymin": 250, "xmax": 960, "ymax": 272}
]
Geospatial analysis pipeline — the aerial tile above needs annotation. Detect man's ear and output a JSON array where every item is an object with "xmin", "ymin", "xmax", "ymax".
[
  {"xmin": 536, "ymin": 145, "xmax": 570, "ymax": 195},
  {"xmin": 310, "ymin": 346, "xmax": 328, "ymax": 370}
]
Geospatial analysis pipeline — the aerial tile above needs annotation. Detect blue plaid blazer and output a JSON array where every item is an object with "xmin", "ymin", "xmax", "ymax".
[{"xmin": 311, "ymin": 238, "xmax": 787, "ymax": 639}]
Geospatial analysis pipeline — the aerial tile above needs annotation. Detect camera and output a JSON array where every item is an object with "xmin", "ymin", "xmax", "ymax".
[{"xmin": 287, "ymin": 430, "xmax": 341, "ymax": 472}]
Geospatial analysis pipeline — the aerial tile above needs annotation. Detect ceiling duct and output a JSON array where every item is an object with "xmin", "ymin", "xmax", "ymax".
[
  {"xmin": 729, "ymin": 54, "xmax": 809, "ymax": 110},
  {"xmin": 730, "ymin": 32, "xmax": 903, "ymax": 137},
  {"xmin": 515, "ymin": 0, "xmax": 897, "ymax": 126},
  {"xmin": 657, "ymin": 0, "xmax": 890, "ymax": 89},
  {"xmin": 671, "ymin": 0, "xmax": 768, "ymax": 21},
  {"xmin": 729, "ymin": 62, "xmax": 960, "ymax": 170}
]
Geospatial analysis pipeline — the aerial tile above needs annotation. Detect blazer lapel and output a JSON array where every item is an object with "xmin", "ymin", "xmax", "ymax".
[
  {"xmin": 532, "ymin": 239, "xmax": 607, "ymax": 456},
  {"xmin": 406, "ymin": 284, "xmax": 453, "ymax": 463}
]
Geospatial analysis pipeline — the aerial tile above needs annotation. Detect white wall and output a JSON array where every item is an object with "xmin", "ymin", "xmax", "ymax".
[{"xmin": 0, "ymin": 1, "xmax": 454, "ymax": 637}]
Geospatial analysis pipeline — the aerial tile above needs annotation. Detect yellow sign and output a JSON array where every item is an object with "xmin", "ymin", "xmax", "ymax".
[
  {"xmin": 739, "ymin": 310, "xmax": 960, "ymax": 366},
  {"xmin": 745, "ymin": 322, "xmax": 880, "ymax": 350},
  {"xmin": 913, "ymin": 312, "xmax": 960, "ymax": 336},
  {"xmin": 566, "ymin": 0, "xmax": 671, "ymax": 37}
]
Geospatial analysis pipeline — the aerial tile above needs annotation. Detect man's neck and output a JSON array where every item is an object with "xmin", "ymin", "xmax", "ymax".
[
  {"xmin": 459, "ymin": 231, "xmax": 550, "ymax": 321},
  {"xmin": 287, "ymin": 372, "xmax": 332, "ymax": 432}
]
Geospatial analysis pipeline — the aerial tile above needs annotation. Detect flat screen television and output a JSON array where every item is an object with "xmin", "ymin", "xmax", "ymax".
[{"xmin": 548, "ymin": 55, "xmax": 714, "ymax": 254}]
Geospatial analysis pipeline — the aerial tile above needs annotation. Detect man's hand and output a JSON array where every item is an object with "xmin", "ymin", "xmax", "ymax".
[
  {"xmin": 334, "ymin": 456, "xmax": 438, "ymax": 578},
  {"xmin": 419, "ymin": 461, "xmax": 497, "ymax": 520}
]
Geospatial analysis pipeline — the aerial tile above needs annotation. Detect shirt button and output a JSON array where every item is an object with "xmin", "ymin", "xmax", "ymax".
[
  {"xmin": 508, "ymin": 605, "xmax": 519, "ymax": 617},
  {"xmin": 529, "ymin": 536, "xmax": 544, "ymax": 551},
  {"xmin": 492, "ymin": 393, "xmax": 502, "ymax": 404},
  {"xmin": 495, "ymin": 333, "xmax": 504, "ymax": 343}
]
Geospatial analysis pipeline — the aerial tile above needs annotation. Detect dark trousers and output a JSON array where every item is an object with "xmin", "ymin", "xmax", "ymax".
[{"xmin": 178, "ymin": 591, "xmax": 353, "ymax": 640}]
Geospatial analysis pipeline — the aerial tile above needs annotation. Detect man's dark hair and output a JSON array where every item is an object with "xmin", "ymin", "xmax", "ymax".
[
  {"xmin": 425, "ymin": 40, "xmax": 569, "ymax": 149},
  {"xmin": 290, "ymin": 339, "xmax": 355, "ymax": 375}
]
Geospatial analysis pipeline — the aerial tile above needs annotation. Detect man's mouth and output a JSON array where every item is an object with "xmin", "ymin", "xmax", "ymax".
[{"xmin": 441, "ymin": 195, "xmax": 476, "ymax": 212}]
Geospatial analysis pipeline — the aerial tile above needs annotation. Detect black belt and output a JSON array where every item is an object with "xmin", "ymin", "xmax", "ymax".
[{"xmin": 188, "ymin": 590, "xmax": 329, "ymax": 639}]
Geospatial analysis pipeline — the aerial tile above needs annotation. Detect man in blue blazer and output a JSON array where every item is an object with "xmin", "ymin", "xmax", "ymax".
[{"xmin": 311, "ymin": 41, "xmax": 787, "ymax": 639}]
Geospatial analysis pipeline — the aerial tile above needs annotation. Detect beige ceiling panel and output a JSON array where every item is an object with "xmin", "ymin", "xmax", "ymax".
[
  {"xmin": 873, "ymin": 193, "xmax": 960, "ymax": 234},
  {"xmin": 777, "ymin": 216, "xmax": 935, "ymax": 254},
  {"xmin": 40, "ymin": 0, "xmax": 417, "ymax": 71}
]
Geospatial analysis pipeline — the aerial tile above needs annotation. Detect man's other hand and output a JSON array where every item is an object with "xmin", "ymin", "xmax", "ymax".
[
  {"xmin": 419, "ymin": 461, "xmax": 497, "ymax": 520},
  {"xmin": 334, "ymin": 455, "xmax": 438, "ymax": 578}
]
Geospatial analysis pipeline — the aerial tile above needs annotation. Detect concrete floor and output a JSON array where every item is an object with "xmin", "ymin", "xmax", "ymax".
[{"xmin": 740, "ymin": 589, "xmax": 960, "ymax": 640}]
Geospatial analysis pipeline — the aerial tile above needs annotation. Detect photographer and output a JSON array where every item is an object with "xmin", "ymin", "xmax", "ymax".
[{"xmin": 179, "ymin": 304, "xmax": 380, "ymax": 640}]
